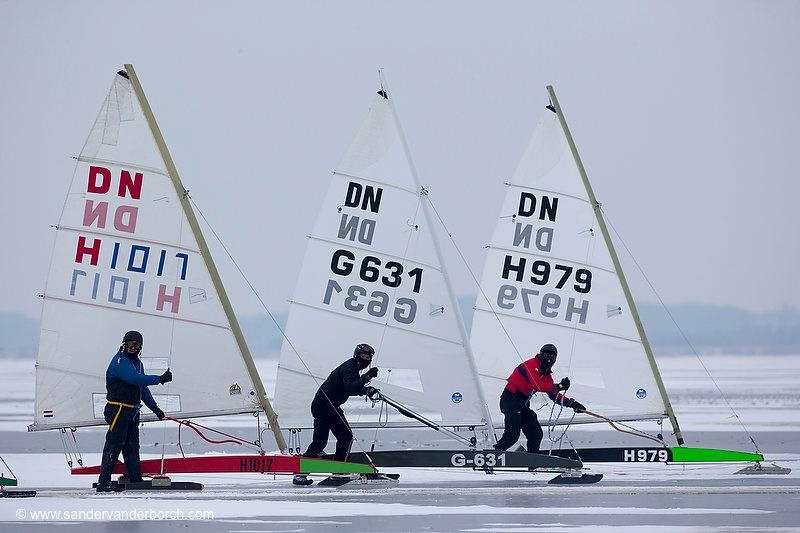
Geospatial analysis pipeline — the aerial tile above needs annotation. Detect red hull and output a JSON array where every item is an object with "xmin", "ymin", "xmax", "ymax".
[{"xmin": 71, "ymin": 454, "xmax": 368, "ymax": 476}]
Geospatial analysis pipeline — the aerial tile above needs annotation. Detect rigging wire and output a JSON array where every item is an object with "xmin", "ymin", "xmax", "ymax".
[
  {"xmin": 164, "ymin": 416, "xmax": 263, "ymax": 451},
  {"xmin": 546, "ymin": 398, "xmax": 574, "ymax": 448},
  {"xmin": 600, "ymin": 207, "xmax": 762, "ymax": 454},
  {"xmin": 157, "ymin": 191, "xmax": 185, "ymax": 474},
  {"xmin": 425, "ymin": 196, "xmax": 524, "ymax": 362},
  {"xmin": 0, "ymin": 454, "xmax": 19, "ymax": 481},
  {"xmin": 188, "ymin": 196, "xmax": 379, "ymax": 461},
  {"xmin": 364, "ymin": 190, "xmax": 424, "ymax": 444},
  {"xmin": 582, "ymin": 410, "xmax": 665, "ymax": 445}
]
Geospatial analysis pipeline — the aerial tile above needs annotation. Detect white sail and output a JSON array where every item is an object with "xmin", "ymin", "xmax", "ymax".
[
  {"xmin": 31, "ymin": 69, "xmax": 264, "ymax": 431},
  {"xmin": 274, "ymin": 90, "xmax": 488, "ymax": 429},
  {"xmin": 470, "ymin": 102, "xmax": 670, "ymax": 426}
]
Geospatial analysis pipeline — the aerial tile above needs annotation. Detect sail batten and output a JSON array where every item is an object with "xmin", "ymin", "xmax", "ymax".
[
  {"xmin": 483, "ymin": 245, "xmax": 618, "ymax": 275},
  {"xmin": 307, "ymin": 235, "xmax": 444, "ymax": 271},
  {"xmin": 332, "ymin": 171, "xmax": 419, "ymax": 195},
  {"xmin": 53, "ymin": 226, "xmax": 201, "ymax": 253},
  {"xmin": 288, "ymin": 299, "xmax": 467, "ymax": 345},
  {"xmin": 75, "ymin": 156, "xmax": 170, "ymax": 176},
  {"xmin": 40, "ymin": 297, "xmax": 233, "ymax": 329},
  {"xmin": 504, "ymin": 184, "xmax": 595, "ymax": 204},
  {"xmin": 472, "ymin": 307, "xmax": 644, "ymax": 344}
]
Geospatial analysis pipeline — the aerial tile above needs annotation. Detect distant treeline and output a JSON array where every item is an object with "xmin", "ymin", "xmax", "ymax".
[{"xmin": 2, "ymin": 302, "xmax": 799, "ymax": 358}]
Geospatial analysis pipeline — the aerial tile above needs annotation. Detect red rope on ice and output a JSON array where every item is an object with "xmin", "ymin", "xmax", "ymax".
[
  {"xmin": 165, "ymin": 416, "xmax": 257, "ymax": 447},
  {"xmin": 583, "ymin": 410, "xmax": 665, "ymax": 445}
]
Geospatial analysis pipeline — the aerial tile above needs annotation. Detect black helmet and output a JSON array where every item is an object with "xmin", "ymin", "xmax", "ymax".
[
  {"xmin": 123, "ymin": 331, "xmax": 143, "ymax": 344},
  {"xmin": 353, "ymin": 343, "xmax": 375, "ymax": 369},
  {"xmin": 539, "ymin": 343, "xmax": 557, "ymax": 372}
]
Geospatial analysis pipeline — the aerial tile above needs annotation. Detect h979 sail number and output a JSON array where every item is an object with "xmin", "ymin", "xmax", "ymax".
[{"xmin": 623, "ymin": 449, "xmax": 669, "ymax": 462}]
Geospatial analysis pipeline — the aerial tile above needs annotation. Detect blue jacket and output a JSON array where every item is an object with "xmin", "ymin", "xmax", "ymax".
[{"xmin": 105, "ymin": 350, "xmax": 160, "ymax": 411}]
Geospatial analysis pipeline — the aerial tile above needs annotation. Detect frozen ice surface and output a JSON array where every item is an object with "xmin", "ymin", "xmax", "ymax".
[{"xmin": 2, "ymin": 355, "xmax": 799, "ymax": 530}]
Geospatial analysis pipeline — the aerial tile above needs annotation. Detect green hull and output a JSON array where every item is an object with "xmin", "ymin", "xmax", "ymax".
[
  {"xmin": 0, "ymin": 476, "xmax": 18, "ymax": 487},
  {"xmin": 548, "ymin": 446, "xmax": 763, "ymax": 464},
  {"xmin": 299, "ymin": 458, "xmax": 376, "ymax": 474},
  {"xmin": 670, "ymin": 447, "xmax": 763, "ymax": 463}
]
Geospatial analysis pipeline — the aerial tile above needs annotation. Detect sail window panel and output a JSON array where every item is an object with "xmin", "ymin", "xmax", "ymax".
[
  {"xmin": 140, "ymin": 357, "xmax": 169, "ymax": 372},
  {"xmin": 91, "ymin": 393, "xmax": 182, "ymax": 418}
]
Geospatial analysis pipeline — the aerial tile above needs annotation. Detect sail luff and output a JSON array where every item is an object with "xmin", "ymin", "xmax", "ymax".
[
  {"xmin": 545, "ymin": 85, "xmax": 684, "ymax": 444},
  {"xmin": 378, "ymin": 71, "xmax": 496, "ymax": 440},
  {"xmin": 123, "ymin": 64, "xmax": 287, "ymax": 451}
]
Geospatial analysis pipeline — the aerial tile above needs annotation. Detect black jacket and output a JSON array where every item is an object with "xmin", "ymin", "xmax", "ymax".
[{"xmin": 312, "ymin": 358, "xmax": 371, "ymax": 409}]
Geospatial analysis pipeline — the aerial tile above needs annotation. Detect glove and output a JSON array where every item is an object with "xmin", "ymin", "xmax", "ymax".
[
  {"xmin": 365, "ymin": 386, "xmax": 380, "ymax": 399},
  {"xmin": 557, "ymin": 377, "xmax": 570, "ymax": 391},
  {"xmin": 159, "ymin": 369, "xmax": 173, "ymax": 384},
  {"xmin": 152, "ymin": 407, "xmax": 165, "ymax": 420},
  {"xmin": 571, "ymin": 401, "xmax": 586, "ymax": 413},
  {"xmin": 365, "ymin": 367, "xmax": 379, "ymax": 379}
]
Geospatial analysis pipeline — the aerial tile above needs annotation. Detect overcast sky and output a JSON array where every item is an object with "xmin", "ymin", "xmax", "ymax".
[{"xmin": 1, "ymin": 1, "xmax": 798, "ymax": 321}]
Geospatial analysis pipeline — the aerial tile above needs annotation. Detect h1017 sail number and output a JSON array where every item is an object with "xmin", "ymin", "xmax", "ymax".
[
  {"xmin": 450, "ymin": 452, "xmax": 506, "ymax": 467},
  {"xmin": 323, "ymin": 279, "xmax": 417, "ymax": 324}
]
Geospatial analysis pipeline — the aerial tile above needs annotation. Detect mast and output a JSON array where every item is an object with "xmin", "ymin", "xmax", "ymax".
[
  {"xmin": 124, "ymin": 64, "xmax": 287, "ymax": 452},
  {"xmin": 545, "ymin": 85, "xmax": 684, "ymax": 445},
  {"xmin": 379, "ymin": 71, "xmax": 497, "ymax": 441}
]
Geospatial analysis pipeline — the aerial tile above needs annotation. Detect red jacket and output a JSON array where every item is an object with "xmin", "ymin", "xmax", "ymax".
[{"xmin": 505, "ymin": 355, "xmax": 569, "ymax": 404}]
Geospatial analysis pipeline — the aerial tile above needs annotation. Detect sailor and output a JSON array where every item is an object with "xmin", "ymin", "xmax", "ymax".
[
  {"xmin": 293, "ymin": 343, "xmax": 378, "ymax": 486},
  {"xmin": 96, "ymin": 331, "xmax": 173, "ymax": 492},
  {"xmin": 493, "ymin": 343, "xmax": 585, "ymax": 453}
]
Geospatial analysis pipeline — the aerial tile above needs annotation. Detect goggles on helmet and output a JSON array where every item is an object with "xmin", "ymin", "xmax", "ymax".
[{"xmin": 124, "ymin": 340, "xmax": 142, "ymax": 350}]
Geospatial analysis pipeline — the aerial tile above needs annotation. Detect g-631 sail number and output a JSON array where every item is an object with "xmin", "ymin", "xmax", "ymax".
[
  {"xmin": 450, "ymin": 452, "xmax": 506, "ymax": 467},
  {"xmin": 331, "ymin": 249, "xmax": 423, "ymax": 292},
  {"xmin": 323, "ymin": 279, "xmax": 417, "ymax": 324}
]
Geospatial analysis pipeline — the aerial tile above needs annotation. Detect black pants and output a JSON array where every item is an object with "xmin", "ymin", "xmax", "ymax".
[
  {"xmin": 98, "ymin": 402, "xmax": 142, "ymax": 485},
  {"xmin": 302, "ymin": 398, "xmax": 353, "ymax": 461},
  {"xmin": 494, "ymin": 388, "xmax": 544, "ymax": 453}
]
